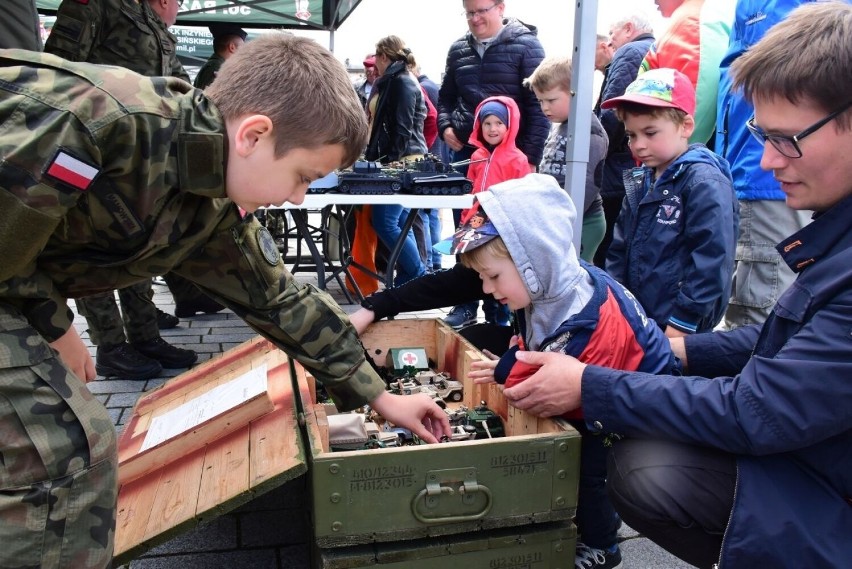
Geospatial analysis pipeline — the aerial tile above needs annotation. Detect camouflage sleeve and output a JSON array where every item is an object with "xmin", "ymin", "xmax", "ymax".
[
  {"xmin": 173, "ymin": 211, "xmax": 386, "ymax": 411},
  {"xmin": 42, "ymin": 0, "xmax": 103, "ymax": 62},
  {"xmin": 0, "ymin": 168, "xmax": 85, "ymax": 341},
  {"xmin": 165, "ymin": 31, "xmax": 191, "ymax": 83}
]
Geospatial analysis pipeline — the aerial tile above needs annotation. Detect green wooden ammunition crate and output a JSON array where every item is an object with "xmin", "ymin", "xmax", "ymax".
[
  {"xmin": 297, "ymin": 319, "xmax": 581, "ymax": 548},
  {"xmin": 315, "ymin": 521, "xmax": 577, "ymax": 569}
]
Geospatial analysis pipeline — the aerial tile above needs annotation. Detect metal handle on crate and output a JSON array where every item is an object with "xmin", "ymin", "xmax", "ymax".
[{"xmin": 410, "ymin": 478, "xmax": 493, "ymax": 524}]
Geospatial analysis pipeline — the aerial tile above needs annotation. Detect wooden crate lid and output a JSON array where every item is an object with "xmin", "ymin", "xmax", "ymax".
[{"xmin": 114, "ymin": 336, "xmax": 307, "ymax": 565}]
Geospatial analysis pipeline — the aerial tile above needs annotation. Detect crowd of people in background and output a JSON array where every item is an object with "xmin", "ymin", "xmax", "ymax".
[{"xmin": 2, "ymin": 1, "xmax": 851, "ymax": 568}]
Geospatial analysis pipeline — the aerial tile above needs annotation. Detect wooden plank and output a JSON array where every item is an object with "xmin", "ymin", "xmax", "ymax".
[
  {"xmin": 195, "ymin": 427, "xmax": 251, "ymax": 517},
  {"xmin": 114, "ymin": 469, "xmax": 162, "ymax": 561},
  {"xmin": 248, "ymin": 354, "xmax": 307, "ymax": 491},
  {"xmin": 142, "ymin": 447, "xmax": 206, "ymax": 543}
]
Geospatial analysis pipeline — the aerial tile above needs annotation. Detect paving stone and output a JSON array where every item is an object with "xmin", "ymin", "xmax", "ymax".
[{"xmin": 106, "ymin": 392, "xmax": 143, "ymax": 408}]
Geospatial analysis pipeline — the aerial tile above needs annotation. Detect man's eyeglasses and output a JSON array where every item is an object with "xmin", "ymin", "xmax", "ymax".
[
  {"xmin": 746, "ymin": 100, "xmax": 852, "ymax": 159},
  {"xmin": 462, "ymin": 2, "xmax": 500, "ymax": 20}
]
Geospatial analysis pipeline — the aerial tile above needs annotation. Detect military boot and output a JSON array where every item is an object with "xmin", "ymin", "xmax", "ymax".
[
  {"xmin": 131, "ymin": 337, "xmax": 198, "ymax": 369},
  {"xmin": 96, "ymin": 342, "xmax": 163, "ymax": 380}
]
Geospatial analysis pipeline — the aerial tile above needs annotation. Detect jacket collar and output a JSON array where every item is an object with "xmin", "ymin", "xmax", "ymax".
[{"xmin": 777, "ymin": 193, "xmax": 852, "ymax": 273}]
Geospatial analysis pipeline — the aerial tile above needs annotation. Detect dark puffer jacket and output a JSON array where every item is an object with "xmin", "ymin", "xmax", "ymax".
[{"xmin": 437, "ymin": 18, "xmax": 549, "ymax": 165}]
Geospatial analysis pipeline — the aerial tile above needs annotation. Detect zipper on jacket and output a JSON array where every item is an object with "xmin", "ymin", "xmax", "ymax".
[
  {"xmin": 715, "ymin": 461, "xmax": 740, "ymax": 568},
  {"xmin": 720, "ymin": 100, "xmax": 731, "ymax": 158}
]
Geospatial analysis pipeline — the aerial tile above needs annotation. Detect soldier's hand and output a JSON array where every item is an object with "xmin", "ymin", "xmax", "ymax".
[
  {"xmin": 49, "ymin": 326, "xmax": 96, "ymax": 383},
  {"xmin": 369, "ymin": 391, "xmax": 451, "ymax": 444}
]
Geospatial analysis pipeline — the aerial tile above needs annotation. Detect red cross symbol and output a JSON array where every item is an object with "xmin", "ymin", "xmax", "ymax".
[{"xmin": 401, "ymin": 351, "xmax": 419, "ymax": 366}]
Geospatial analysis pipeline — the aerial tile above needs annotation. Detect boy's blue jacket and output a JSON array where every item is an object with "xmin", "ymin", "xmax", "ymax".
[
  {"xmin": 606, "ymin": 144, "xmax": 738, "ymax": 333},
  {"xmin": 497, "ymin": 263, "xmax": 677, "ymax": 411},
  {"xmin": 582, "ymin": 193, "xmax": 852, "ymax": 567}
]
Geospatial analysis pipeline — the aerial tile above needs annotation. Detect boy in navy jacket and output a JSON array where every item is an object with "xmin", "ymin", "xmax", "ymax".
[{"xmin": 602, "ymin": 68, "xmax": 738, "ymax": 337}]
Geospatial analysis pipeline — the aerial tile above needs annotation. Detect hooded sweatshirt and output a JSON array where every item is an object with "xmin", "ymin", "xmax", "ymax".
[{"xmin": 478, "ymin": 175, "xmax": 676, "ymax": 418}]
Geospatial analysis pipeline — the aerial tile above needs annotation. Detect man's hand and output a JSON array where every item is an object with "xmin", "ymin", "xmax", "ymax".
[
  {"xmin": 369, "ymin": 391, "xmax": 452, "ymax": 443},
  {"xmin": 348, "ymin": 307, "xmax": 376, "ymax": 335},
  {"xmin": 443, "ymin": 127, "xmax": 464, "ymax": 152},
  {"xmin": 49, "ymin": 326, "xmax": 96, "ymax": 383},
  {"xmin": 502, "ymin": 351, "xmax": 585, "ymax": 417}
]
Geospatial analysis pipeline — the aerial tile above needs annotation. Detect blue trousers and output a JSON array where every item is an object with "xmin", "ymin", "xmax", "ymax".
[{"xmin": 371, "ymin": 204, "xmax": 426, "ymax": 286}]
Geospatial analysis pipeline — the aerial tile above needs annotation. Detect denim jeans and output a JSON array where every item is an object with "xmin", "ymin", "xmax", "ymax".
[
  {"xmin": 427, "ymin": 209, "xmax": 442, "ymax": 269},
  {"xmin": 723, "ymin": 199, "xmax": 811, "ymax": 329},
  {"xmin": 371, "ymin": 204, "xmax": 426, "ymax": 286}
]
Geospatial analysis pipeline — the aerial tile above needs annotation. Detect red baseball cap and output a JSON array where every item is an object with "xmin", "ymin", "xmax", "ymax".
[
  {"xmin": 601, "ymin": 68, "xmax": 696, "ymax": 116},
  {"xmin": 363, "ymin": 55, "xmax": 376, "ymax": 68}
]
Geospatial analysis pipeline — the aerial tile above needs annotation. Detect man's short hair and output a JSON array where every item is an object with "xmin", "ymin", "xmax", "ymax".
[
  {"xmin": 732, "ymin": 1, "xmax": 852, "ymax": 131},
  {"xmin": 524, "ymin": 56, "xmax": 572, "ymax": 93},
  {"xmin": 610, "ymin": 12, "xmax": 654, "ymax": 34},
  {"xmin": 206, "ymin": 33, "xmax": 367, "ymax": 166}
]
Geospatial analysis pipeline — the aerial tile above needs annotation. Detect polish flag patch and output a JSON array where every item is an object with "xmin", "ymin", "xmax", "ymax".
[{"xmin": 45, "ymin": 151, "xmax": 99, "ymax": 191}]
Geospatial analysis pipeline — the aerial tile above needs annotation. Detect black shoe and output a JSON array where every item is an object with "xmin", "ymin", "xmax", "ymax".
[
  {"xmin": 131, "ymin": 337, "xmax": 198, "ymax": 369},
  {"xmin": 174, "ymin": 296, "xmax": 225, "ymax": 318},
  {"xmin": 96, "ymin": 342, "xmax": 163, "ymax": 380},
  {"xmin": 156, "ymin": 308, "xmax": 179, "ymax": 330}
]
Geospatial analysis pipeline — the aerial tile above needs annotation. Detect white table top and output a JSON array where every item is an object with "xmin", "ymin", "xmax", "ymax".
[{"xmin": 270, "ymin": 192, "xmax": 474, "ymax": 210}]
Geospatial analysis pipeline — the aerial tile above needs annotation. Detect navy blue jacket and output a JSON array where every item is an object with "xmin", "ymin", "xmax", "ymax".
[
  {"xmin": 606, "ymin": 144, "xmax": 738, "ymax": 333},
  {"xmin": 437, "ymin": 18, "xmax": 549, "ymax": 165},
  {"xmin": 582, "ymin": 193, "xmax": 852, "ymax": 567},
  {"xmin": 597, "ymin": 33, "xmax": 654, "ymax": 199}
]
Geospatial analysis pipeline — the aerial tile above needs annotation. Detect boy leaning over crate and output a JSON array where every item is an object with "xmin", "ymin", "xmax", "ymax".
[
  {"xmin": 602, "ymin": 68, "xmax": 738, "ymax": 338},
  {"xmin": 452, "ymin": 174, "xmax": 677, "ymax": 569},
  {"xmin": 0, "ymin": 35, "xmax": 450, "ymax": 568}
]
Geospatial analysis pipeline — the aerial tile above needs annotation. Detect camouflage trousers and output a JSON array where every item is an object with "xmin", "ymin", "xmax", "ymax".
[
  {"xmin": 0, "ymin": 304, "xmax": 117, "ymax": 569},
  {"xmin": 75, "ymin": 279, "xmax": 159, "ymax": 346}
]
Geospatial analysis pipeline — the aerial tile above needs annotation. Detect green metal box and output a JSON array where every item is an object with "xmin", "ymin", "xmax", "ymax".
[
  {"xmin": 297, "ymin": 320, "xmax": 581, "ymax": 548},
  {"xmin": 315, "ymin": 521, "xmax": 577, "ymax": 569}
]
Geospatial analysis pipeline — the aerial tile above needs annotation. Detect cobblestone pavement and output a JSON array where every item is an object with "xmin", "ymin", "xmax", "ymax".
[{"xmin": 81, "ymin": 223, "xmax": 692, "ymax": 568}]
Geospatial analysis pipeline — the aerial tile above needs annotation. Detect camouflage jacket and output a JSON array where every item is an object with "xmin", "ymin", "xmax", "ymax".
[
  {"xmin": 44, "ymin": 0, "xmax": 190, "ymax": 82},
  {"xmin": 0, "ymin": 50, "xmax": 384, "ymax": 410}
]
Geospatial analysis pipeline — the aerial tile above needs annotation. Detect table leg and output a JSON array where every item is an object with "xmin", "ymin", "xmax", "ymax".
[{"xmin": 289, "ymin": 209, "xmax": 326, "ymax": 289}]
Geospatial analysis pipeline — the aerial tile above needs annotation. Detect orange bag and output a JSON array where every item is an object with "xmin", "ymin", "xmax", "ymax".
[{"xmin": 346, "ymin": 205, "xmax": 380, "ymax": 296}]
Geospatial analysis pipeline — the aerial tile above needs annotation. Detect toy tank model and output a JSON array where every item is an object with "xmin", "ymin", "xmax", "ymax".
[
  {"xmin": 337, "ymin": 160, "xmax": 402, "ymax": 195},
  {"xmin": 394, "ymin": 155, "xmax": 473, "ymax": 196}
]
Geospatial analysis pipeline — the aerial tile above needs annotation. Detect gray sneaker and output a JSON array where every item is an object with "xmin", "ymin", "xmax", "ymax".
[{"xmin": 443, "ymin": 305, "xmax": 476, "ymax": 329}]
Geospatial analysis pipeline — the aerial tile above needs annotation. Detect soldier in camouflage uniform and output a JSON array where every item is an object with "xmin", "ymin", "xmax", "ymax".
[
  {"xmin": 0, "ymin": 34, "xmax": 451, "ymax": 567},
  {"xmin": 194, "ymin": 23, "xmax": 247, "ymax": 90},
  {"xmin": 45, "ymin": 0, "xmax": 219, "ymax": 380}
]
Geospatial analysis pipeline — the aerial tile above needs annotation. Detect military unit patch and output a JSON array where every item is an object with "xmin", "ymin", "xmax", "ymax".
[
  {"xmin": 257, "ymin": 227, "xmax": 280, "ymax": 266},
  {"xmin": 45, "ymin": 150, "xmax": 99, "ymax": 191}
]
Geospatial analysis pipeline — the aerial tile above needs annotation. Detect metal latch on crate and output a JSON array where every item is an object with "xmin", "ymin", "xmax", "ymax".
[{"xmin": 411, "ymin": 467, "xmax": 493, "ymax": 524}]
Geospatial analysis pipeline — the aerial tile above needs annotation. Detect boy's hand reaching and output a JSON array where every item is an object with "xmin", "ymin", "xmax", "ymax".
[
  {"xmin": 369, "ymin": 391, "xmax": 451, "ymax": 444},
  {"xmin": 469, "ymin": 336, "xmax": 519, "ymax": 384},
  {"xmin": 49, "ymin": 326, "xmax": 96, "ymax": 383}
]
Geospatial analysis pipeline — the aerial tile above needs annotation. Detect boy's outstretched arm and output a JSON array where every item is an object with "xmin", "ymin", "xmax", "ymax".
[{"xmin": 370, "ymin": 392, "xmax": 451, "ymax": 443}]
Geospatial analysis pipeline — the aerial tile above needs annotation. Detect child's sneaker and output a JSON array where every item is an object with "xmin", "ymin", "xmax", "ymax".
[
  {"xmin": 575, "ymin": 542, "xmax": 622, "ymax": 569},
  {"xmin": 443, "ymin": 305, "xmax": 477, "ymax": 329}
]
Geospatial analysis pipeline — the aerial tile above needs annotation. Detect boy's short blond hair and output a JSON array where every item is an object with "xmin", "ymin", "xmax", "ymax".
[
  {"xmin": 524, "ymin": 56, "xmax": 573, "ymax": 93},
  {"xmin": 205, "ymin": 33, "xmax": 368, "ymax": 166},
  {"xmin": 615, "ymin": 103, "xmax": 689, "ymax": 126},
  {"xmin": 732, "ymin": 1, "xmax": 852, "ymax": 131},
  {"xmin": 459, "ymin": 236, "xmax": 511, "ymax": 273}
]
